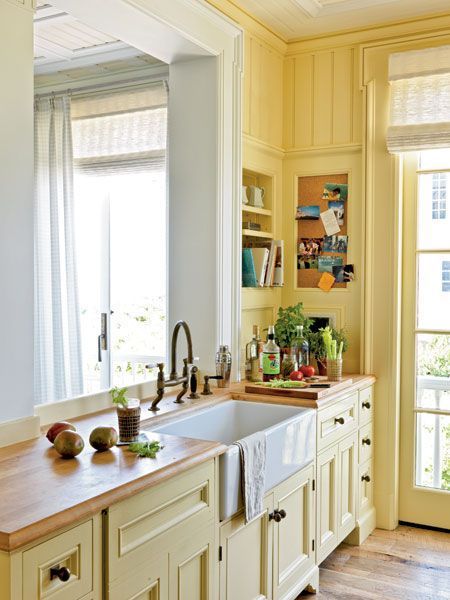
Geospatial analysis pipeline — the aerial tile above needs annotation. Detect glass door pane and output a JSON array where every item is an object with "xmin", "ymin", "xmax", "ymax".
[{"xmin": 109, "ymin": 170, "xmax": 167, "ymax": 386}]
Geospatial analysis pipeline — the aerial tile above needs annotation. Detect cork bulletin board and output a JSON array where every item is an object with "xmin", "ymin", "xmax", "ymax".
[{"xmin": 296, "ymin": 173, "xmax": 348, "ymax": 289}]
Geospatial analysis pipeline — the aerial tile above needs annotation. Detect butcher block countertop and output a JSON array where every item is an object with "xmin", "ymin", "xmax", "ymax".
[{"xmin": 0, "ymin": 374, "xmax": 374, "ymax": 552}]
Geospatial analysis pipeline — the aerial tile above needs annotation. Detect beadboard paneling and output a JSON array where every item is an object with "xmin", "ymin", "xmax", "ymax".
[
  {"xmin": 244, "ymin": 33, "xmax": 284, "ymax": 149},
  {"xmin": 284, "ymin": 47, "xmax": 362, "ymax": 150}
]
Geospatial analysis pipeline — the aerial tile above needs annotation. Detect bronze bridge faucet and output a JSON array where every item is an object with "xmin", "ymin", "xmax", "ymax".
[{"xmin": 146, "ymin": 320, "xmax": 199, "ymax": 411}]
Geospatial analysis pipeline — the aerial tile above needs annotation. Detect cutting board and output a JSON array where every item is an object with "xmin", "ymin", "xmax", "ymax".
[{"xmin": 244, "ymin": 376, "xmax": 353, "ymax": 400}]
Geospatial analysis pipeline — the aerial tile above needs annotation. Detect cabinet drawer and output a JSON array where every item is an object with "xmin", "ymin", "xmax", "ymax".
[
  {"xmin": 359, "ymin": 422, "xmax": 373, "ymax": 464},
  {"xmin": 359, "ymin": 387, "xmax": 373, "ymax": 426},
  {"xmin": 317, "ymin": 393, "xmax": 358, "ymax": 452},
  {"xmin": 358, "ymin": 460, "xmax": 373, "ymax": 518},
  {"xmin": 22, "ymin": 520, "xmax": 93, "ymax": 600},
  {"xmin": 108, "ymin": 459, "xmax": 215, "ymax": 582}
]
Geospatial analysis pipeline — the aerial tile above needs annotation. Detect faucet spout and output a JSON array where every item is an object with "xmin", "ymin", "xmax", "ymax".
[{"xmin": 169, "ymin": 320, "xmax": 194, "ymax": 380}]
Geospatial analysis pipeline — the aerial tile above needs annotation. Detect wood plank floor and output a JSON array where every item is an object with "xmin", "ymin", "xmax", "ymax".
[{"xmin": 299, "ymin": 525, "xmax": 450, "ymax": 599}]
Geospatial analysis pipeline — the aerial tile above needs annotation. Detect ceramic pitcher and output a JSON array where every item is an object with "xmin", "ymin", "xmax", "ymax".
[{"xmin": 248, "ymin": 185, "xmax": 265, "ymax": 208}]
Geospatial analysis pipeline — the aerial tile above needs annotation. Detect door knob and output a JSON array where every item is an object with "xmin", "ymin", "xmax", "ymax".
[
  {"xmin": 361, "ymin": 474, "xmax": 371, "ymax": 482},
  {"xmin": 362, "ymin": 437, "xmax": 371, "ymax": 446},
  {"xmin": 362, "ymin": 401, "xmax": 371, "ymax": 409},
  {"xmin": 334, "ymin": 417, "xmax": 345, "ymax": 425}
]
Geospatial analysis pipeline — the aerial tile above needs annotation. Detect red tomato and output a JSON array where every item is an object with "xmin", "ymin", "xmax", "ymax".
[
  {"xmin": 300, "ymin": 365, "xmax": 315, "ymax": 377},
  {"xmin": 289, "ymin": 370, "xmax": 304, "ymax": 381}
]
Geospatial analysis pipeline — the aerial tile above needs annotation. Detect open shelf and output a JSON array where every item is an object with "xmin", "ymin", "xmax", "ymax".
[
  {"xmin": 242, "ymin": 205, "xmax": 272, "ymax": 217},
  {"xmin": 242, "ymin": 229, "xmax": 274, "ymax": 239}
]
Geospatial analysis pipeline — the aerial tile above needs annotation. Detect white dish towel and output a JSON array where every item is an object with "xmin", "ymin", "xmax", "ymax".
[{"xmin": 234, "ymin": 431, "xmax": 266, "ymax": 523}]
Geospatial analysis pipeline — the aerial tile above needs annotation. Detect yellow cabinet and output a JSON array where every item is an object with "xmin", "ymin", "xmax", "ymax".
[
  {"xmin": 272, "ymin": 465, "xmax": 315, "ymax": 600},
  {"xmin": 219, "ymin": 465, "xmax": 318, "ymax": 600},
  {"xmin": 169, "ymin": 524, "xmax": 215, "ymax": 600},
  {"xmin": 337, "ymin": 432, "xmax": 358, "ymax": 541},
  {"xmin": 108, "ymin": 555, "xmax": 169, "ymax": 600},
  {"xmin": 316, "ymin": 431, "xmax": 358, "ymax": 564},
  {"xmin": 219, "ymin": 495, "xmax": 273, "ymax": 600},
  {"xmin": 316, "ymin": 443, "xmax": 338, "ymax": 564}
]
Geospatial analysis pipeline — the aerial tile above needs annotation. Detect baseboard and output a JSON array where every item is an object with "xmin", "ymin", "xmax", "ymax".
[
  {"xmin": 345, "ymin": 507, "xmax": 376, "ymax": 545},
  {"xmin": 0, "ymin": 415, "xmax": 41, "ymax": 448}
]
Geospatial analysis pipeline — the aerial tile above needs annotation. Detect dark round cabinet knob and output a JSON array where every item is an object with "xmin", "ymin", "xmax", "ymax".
[
  {"xmin": 50, "ymin": 566, "xmax": 71, "ymax": 582},
  {"xmin": 362, "ymin": 401, "xmax": 371, "ymax": 409},
  {"xmin": 362, "ymin": 437, "xmax": 372, "ymax": 446},
  {"xmin": 335, "ymin": 417, "xmax": 345, "ymax": 425},
  {"xmin": 269, "ymin": 509, "xmax": 287, "ymax": 522},
  {"xmin": 361, "ymin": 474, "xmax": 371, "ymax": 482}
]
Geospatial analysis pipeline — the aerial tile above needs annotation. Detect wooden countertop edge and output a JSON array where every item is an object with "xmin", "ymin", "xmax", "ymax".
[{"xmin": 0, "ymin": 441, "xmax": 227, "ymax": 553}]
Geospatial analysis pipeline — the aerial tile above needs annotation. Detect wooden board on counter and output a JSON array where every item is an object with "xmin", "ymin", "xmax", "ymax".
[{"xmin": 244, "ymin": 376, "xmax": 353, "ymax": 400}]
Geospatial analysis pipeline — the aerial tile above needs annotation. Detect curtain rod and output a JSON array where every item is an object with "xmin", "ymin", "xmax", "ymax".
[{"xmin": 34, "ymin": 72, "xmax": 169, "ymax": 100}]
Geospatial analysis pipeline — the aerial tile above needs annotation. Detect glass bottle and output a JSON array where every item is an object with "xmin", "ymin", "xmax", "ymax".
[
  {"xmin": 245, "ymin": 326, "xmax": 262, "ymax": 382},
  {"xmin": 262, "ymin": 325, "xmax": 280, "ymax": 381},
  {"xmin": 292, "ymin": 325, "xmax": 310, "ymax": 367}
]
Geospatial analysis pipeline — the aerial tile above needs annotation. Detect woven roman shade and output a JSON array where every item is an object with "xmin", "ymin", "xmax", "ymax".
[
  {"xmin": 72, "ymin": 81, "xmax": 167, "ymax": 174},
  {"xmin": 387, "ymin": 45, "xmax": 450, "ymax": 152}
]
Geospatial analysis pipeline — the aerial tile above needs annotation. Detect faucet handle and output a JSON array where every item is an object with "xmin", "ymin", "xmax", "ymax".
[
  {"xmin": 201, "ymin": 375, "xmax": 223, "ymax": 395},
  {"xmin": 146, "ymin": 362, "xmax": 164, "ymax": 371}
]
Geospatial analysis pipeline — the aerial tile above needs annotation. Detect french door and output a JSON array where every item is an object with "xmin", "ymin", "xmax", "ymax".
[
  {"xmin": 74, "ymin": 170, "xmax": 167, "ymax": 394},
  {"xmin": 400, "ymin": 151, "xmax": 450, "ymax": 529}
]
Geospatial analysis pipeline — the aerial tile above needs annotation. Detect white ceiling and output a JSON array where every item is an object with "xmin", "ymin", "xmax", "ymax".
[
  {"xmin": 235, "ymin": 0, "xmax": 450, "ymax": 40},
  {"xmin": 34, "ymin": 2, "xmax": 163, "ymax": 76}
]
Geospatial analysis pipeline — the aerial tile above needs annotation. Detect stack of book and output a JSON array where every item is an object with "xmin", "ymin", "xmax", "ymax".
[{"xmin": 242, "ymin": 240, "xmax": 284, "ymax": 287}]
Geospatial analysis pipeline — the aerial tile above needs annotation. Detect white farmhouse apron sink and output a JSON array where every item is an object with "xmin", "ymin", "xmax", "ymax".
[{"xmin": 149, "ymin": 400, "xmax": 316, "ymax": 519}]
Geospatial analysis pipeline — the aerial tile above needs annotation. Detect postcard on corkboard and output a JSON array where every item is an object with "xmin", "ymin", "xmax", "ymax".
[{"xmin": 296, "ymin": 173, "xmax": 348, "ymax": 289}]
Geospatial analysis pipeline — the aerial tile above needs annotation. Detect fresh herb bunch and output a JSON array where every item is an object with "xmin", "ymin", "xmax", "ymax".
[
  {"xmin": 321, "ymin": 326, "xmax": 347, "ymax": 360},
  {"xmin": 308, "ymin": 328, "xmax": 349, "ymax": 360},
  {"xmin": 128, "ymin": 440, "xmax": 163, "ymax": 458},
  {"xmin": 110, "ymin": 386, "xmax": 129, "ymax": 408},
  {"xmin": 274, "ymin": 303, "xmax": 312, "ymax": 349}
]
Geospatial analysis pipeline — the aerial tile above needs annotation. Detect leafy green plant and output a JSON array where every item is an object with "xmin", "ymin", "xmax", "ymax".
[
  {"xmin": 417, "ymin": 335, "xmax": 450, "ymax": 378},
  {"xmin": 274, "ymin": 303, "xmax": 312, "ymax": 349},
  {"xmin": 129, "ymin": 440, "xmax": 164, "ymax": 458},
  {"xmin": 110, "ymin": 386, "xmax": 129, "ymax": 408}
]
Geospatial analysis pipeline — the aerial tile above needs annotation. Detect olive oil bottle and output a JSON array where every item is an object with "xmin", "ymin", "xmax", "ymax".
[{"xmin": 262, "ymin": 325, "xmax": 280, "ymax": 382}]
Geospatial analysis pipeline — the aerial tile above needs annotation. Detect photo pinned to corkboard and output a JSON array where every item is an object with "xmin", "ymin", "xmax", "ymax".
[{"xmin": 296, "ymin": 173, "xmax": 348, "ymax": 289}]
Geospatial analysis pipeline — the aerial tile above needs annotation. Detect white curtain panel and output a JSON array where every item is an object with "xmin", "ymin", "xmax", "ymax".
[
  {"xmin": 34, "ymin": 95, "xmax": 84, "ymax": 404},
  {"xmin": 387, "ymin": 45, "xmax": 450, "ymax": 152}
]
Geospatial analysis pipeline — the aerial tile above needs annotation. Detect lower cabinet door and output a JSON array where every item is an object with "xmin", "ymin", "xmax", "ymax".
[
  {"xmin": 169, "ymin": 524, "xmax": 215, "ymax": 600},
  {"xmin": 316, "ymin": 444, "xmax": 339, "ymax": 564},
  {"xmin": 108, "ymin": 554, "xmax": 169, "ymax": 600},
  {"xmin": 337, "ymin": 432, "xmax": 358, "ymax": 541},
  {"xmin": 272, "ymin": 465, "xmax": 315, "ymax": 600},
  {"xmin": 219, "ymin": 495, "xmax": 274, "ymax": 600}
]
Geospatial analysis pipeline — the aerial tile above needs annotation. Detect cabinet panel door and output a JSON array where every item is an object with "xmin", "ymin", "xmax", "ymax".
[
  {"xmin": 337, "ymin": 432, "xmax": 358, "ymax": 541},
  {"xmin": 316, "ymin": 444, "xmax": 339, "ymax": 564},
  {"xmin": 358, "ymin": 459, "xmax": 374, "ymax": 519},
  {"xmin": 169, "ymin": 524, "xmax": 214, "ymax": 600},
  {"xmin": 219, "ymin": 495, "xmax": 273, "ymax": 600},
  {"xmin": 272, "ymin": 465, "xmax": 315, "ymax": 600},
  {"xmin": 109, "ymin": 554, "xmax": 169, "ymax": 600}
]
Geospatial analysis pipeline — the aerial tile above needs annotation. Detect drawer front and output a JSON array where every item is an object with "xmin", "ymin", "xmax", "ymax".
[
  {"xmin": 108, "ymin": 459, "xmax": 215, "ymax": 582},
  {"xmin": 23, "ymin": 520, "xmax": 93, "ymax": 600},
  {"xmin": 317, "ymin": 393, "xmax": 358, "ymax": 452},
  {"xmin": 359, "ymin": 422, "xmax": 373, "ymax": 464},
  {"xmin": 359, "ymin": 386, "xmax": 374, "ymax": 426},
  {"xmin": 358, "ymin": 460, "xmax": 373, "ymax": 518}
]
